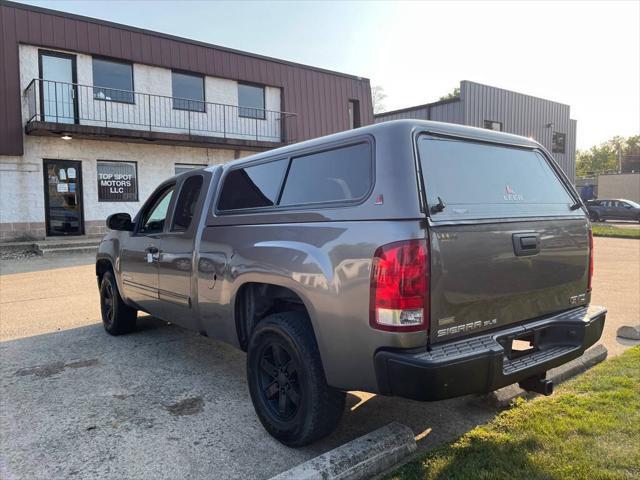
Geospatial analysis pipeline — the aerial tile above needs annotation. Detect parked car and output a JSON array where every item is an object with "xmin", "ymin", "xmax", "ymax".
[
  {"xmin": 586, "ymin": 198, "xmax": 640, "ymax": 222},
  {"xmin": 96, "ymin": 120, "xmax": 606, "ymax": 446}
]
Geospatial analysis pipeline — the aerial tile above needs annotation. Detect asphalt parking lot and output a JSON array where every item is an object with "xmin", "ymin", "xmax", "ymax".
[{"xmin": 1, "ymin": 237, "xmax": 638, "ymax": 479}]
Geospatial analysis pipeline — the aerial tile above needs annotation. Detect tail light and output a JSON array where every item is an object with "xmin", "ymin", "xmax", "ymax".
[
  {"xmin": 588, "ymin": 228, "xmax": 594, "ymax": 291},
  {"xmin": 369, "ymin": 239, "xmax": 429, "ymax": 332}
]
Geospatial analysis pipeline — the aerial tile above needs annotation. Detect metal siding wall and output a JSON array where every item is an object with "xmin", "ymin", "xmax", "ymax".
[
  {"xmin": 429, "ymin": 101, "xmax": 464, "ymax": 124},
  {"xmin": 567, "ymin": 119, "xmax": 577, "ymax": 182},
  {"xmin": 374, "ymin": 106, "xmax": 430, "ymax": 122},
  {"xmin": 0, "ymin": 5, "xmax": 23, "ymax": 155},
  {"xmin": 374, "ymin": 100, "xmax": 464, "ymax": 124},
  {"xmin": 460, "ymin": 80, "xmax": 575, "ymax": 179},
  {"xmin": 0, "ymin": 1, "xmax": 372, "ymax": 155}
]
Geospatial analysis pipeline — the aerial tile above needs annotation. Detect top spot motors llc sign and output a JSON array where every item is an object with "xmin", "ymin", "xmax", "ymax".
[{"xmin": 97, "ymin": 160, "xmax": 138, "ymax": 202}]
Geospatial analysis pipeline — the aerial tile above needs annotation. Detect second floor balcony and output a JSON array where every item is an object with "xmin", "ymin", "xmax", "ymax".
[{"xmin": 24, "ymin": 79, "xmax": 296, "ymax": 149}]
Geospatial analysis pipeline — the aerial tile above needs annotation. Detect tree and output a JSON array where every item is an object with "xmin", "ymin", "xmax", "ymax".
[
  {"xmin": 371, "ymin": 85, "xmax": 387, "ymax": 114},
  {"xmin": 576, "ymin": 135, "xmax": 640, "ymax": 178},
  {"xmin": 439, "ymin": 87, "xmax": 460, "ymax": 101}
]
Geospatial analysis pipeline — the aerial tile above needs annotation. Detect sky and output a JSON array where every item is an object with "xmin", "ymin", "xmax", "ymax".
[{"xmin": 17, "ymin": 0, "xmax": 640, "ymax": 150}]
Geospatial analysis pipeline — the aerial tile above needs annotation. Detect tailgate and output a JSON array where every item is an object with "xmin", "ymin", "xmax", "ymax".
[
  {"xmin": 415, "ymin": 134, "xmax": 589, "ymax": 344},
  {"xmin": 429, "ymin": 218, "xmax": 590, "ymax": 343}
]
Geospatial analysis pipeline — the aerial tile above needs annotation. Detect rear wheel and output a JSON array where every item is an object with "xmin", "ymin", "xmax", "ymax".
[
  {"xmin": 100, "ymin": 270, "xmax": 137, "ymax": 335},
  {"xmin": 589, "ymin": 211, "xmax": 600, "ymax": 222},
  {"xmin": 247, "ymin": 312, "xmax": 345, "ymax": 446}
]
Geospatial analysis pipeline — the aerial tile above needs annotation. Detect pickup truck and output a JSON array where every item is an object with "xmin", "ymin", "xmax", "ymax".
[{"xmin": 96, "ymin": 120, "xmax": 606, "ymax": 446}]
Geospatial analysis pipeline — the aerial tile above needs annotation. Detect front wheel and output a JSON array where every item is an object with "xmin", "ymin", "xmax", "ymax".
[
  {"xmin": 100, "ymin": 270, "xmax": 137, "ymax": 335},
  {"xmin": 247, "ymin": 312, "xmax": 345, "ymax": 446}
]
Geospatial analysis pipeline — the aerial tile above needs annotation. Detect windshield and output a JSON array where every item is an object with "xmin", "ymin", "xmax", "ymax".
[
  {"xmin": 624, "ymin": 200, "xmax": 640, "ymax": 208},
  {"xmin": 418, "ymin": 135, "xmax": 580, "ymax": 221}
]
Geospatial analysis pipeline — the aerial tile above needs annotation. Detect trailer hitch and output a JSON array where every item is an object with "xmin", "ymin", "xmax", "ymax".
[{"xmin": 519, "ymin": 372, "xmax": 554, "ymax": 396}]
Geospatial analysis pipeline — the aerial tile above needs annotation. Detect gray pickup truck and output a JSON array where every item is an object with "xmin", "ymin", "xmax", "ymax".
[{"xmin": 96, "ymin": 120, "xmax": 606, "ymax": 446}]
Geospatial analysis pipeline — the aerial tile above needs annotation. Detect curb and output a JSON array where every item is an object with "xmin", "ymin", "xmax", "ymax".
[
  {"xmin": 270, "ymin": 422, "xmax": 416, "ymax": 480},
  {"xmin": 617, "ymin": 325, "xmax": 640, "ymax": 340},
  {"xmin": 477, "ymin": 343, "xmax": 608, "ymax": 409}
]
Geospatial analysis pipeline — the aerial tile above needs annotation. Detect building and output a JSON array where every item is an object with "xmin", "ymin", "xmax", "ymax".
[
  {"xmin": 375, "ymin": 80, "xmax": 577, "ymax": 181},
  {"xmin": 598, "ymin": 173, "xmax": 640, "ymax": 203},
  {"xmin": 0, "ymin": 0, "xmax": 373, "ymax": 241}
]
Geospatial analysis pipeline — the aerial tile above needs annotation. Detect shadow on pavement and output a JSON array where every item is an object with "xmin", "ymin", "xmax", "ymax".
[{"xmin": 1, "ymin": 316, "xmax": 495, "ymax": 479}]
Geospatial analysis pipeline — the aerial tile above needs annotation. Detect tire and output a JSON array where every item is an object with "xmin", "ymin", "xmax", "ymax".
[
  {"xmin": 589, "ymin": 211, "xmax": 600, "ymax": 222},
  {"xmin": 247, "ymin": 312, "xmax": 346, "ymax": 446},
  {"xmin": 100, "ymin": 270, "xmax": 137, "ymax": 335}
]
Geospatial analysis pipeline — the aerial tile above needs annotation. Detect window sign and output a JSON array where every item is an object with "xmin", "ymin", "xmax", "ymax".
[{"xmin": 97, "ymin": 160, "xmax": 138, "ymax": 202}]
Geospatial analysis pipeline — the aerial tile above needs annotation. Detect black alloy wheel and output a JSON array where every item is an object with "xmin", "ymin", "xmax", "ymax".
[
  {"xmin": 100, "ymin": 270, "xmax": 137, "ymax": 335},
  {"xmin": 257, "ymin": 340, "xmax": 301, "ymax": 421},
  {"xmin": 247, "ymin": 312, "xmax": 345, "ymax": 446}
]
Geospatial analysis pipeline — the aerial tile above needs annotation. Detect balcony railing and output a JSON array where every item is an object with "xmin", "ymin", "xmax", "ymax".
[{"xmin": 24, "ymin": 79, "xmax": 296, "ymax": 144}]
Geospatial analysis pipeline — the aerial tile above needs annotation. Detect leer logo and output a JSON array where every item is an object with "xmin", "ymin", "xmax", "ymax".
[{"xmin": 504, "ymin": 184, "xmax": 524, "ymax": 201}]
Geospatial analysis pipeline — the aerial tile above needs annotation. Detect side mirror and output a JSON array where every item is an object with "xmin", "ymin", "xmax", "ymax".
[{"xmin": 106, "ymin": 212, "xmax": 133, "ymax": 231}]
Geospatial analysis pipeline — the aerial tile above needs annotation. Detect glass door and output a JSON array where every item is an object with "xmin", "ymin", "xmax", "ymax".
[
  {"xmin": 39, "ymin": 51, "xmax": 77, "ymax": 124},
  {"xmin": 43, "ymin": 159, "xmax": 84, "ymax": 236}
]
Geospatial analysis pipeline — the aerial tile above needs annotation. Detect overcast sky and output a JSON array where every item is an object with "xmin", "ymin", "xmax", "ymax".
[{"xmin": 18, "ymin": 0, "xmax": 640, "ymax": 149}]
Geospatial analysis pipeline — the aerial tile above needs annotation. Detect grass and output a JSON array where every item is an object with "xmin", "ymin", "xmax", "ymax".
[
  {"xmin": 387, "ymin": 346, "xmax": 640, "ymax": 480},
  {"xmin": 592, "ymin": 224, "xmax": 640, "ymax": 239}
]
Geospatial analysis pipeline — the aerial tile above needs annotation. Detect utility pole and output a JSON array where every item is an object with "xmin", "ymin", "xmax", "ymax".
[{"xmin": 617, "ymin": 142, "xmax": 622, "ymax": 173}]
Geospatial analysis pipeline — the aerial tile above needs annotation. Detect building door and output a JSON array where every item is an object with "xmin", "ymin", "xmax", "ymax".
[
  {"xmin": 43, "ymin": 159, "xmax": 84, "ymax": 236},
  {"xmin": 39, "ymin": 50, "xmax": 78, "ymax": 124}
]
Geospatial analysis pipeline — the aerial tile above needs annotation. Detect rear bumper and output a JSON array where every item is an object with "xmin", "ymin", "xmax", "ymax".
[{"xmin": 374, "ymin": 305, "xmax": 606, "ymax": 401}]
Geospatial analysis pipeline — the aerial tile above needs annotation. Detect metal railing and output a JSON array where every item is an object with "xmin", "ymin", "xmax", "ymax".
[{"xmin": 24, "ymin": 79, "xmax": 296, "ymax": 143}]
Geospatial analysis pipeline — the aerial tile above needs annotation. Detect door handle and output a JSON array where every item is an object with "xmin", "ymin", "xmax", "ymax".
[
  {"xmin": 512, "ymin": 233, "xmax": 540, "ymax": 257},
  {"xmin": 145, "ymin": 245, "xmax": 160, "ymax": 263}
]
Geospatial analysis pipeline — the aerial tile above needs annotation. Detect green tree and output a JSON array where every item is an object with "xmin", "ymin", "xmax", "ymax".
[
  {"xmin": 576, "ymin": 135, "xmax": 640, "ymax": 178},
  {"xmin": 439, "ymin": 87, "xmax": 460, "ymax": 101}
]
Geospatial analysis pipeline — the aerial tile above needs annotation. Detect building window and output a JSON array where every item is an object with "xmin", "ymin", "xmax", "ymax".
[
  {"xmin": 175, "ymin": 163, "xmax": 206, "ymax": 176},
  {"xmin": 552, "ymin": 132, "xmax": 566, "ymax": 153},
  {"xmin": 484, "ymin": 120, "xmax": 502, "ymax": 131},
  {"xmin": 172, "ymin": 71, "xmax": 205, "ymax": 112},
  {"xmin": 92, "ymin": 58, "xmax": 134, "ymax": 103},
  {"xmin": 238, "ymin": 83, "xmax": 265, "ymax": 119},
  {"xmin": 96, "ymin": 160, "xmax": 138, "ymax": 202},
  {"xmin": 348, "ymin": 100, "xmax": 361, "ymax": 129}
]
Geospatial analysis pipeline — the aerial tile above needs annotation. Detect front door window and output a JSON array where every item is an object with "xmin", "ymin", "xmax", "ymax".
[{"xmin": 140, "ymin": 187, "xmax": 175, "ymax": 234}]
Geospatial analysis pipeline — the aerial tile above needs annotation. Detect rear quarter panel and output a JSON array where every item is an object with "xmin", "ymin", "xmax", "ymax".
[{"xmin": 197, "ymin": 220, "xmax": 427, "ymax": 392}]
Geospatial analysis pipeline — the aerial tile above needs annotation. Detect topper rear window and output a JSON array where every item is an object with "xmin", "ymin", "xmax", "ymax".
[{"xmin": 417, "ymin": 135, "xmax": 579, "ymax": 220}]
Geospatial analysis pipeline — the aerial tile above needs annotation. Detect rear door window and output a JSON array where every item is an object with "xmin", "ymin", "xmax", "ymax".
[
  {"xmin": 418, "ymin": 135, "xmax": 578, "ymax": 220},
  {"xmin": 279, "ymin": 142, "xmax": 372, "ymax": 206},
  {"xmin": 171, "ymin": 175, "xmax": 203, "ymax": 231}
]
